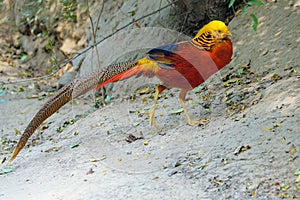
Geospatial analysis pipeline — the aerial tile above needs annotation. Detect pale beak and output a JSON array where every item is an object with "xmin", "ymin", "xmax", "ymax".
[{"xmin": 224, "ymin": 31, "xmax": 232, "ymax": 40}]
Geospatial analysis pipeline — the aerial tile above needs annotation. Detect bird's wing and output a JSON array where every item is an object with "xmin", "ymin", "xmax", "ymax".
[{"xmin": 147, "ymin": 43, "xmax": 184, "ymax": 69}]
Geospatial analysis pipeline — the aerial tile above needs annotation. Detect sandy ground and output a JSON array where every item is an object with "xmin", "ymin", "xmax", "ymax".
[{"xmin": 1, "ymin": 0, "xmax": 300, "ymax": 199}]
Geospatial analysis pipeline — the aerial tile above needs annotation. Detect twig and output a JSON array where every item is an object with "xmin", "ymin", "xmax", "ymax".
[{"xmin": 88, "ymin": 0, "xmax": 104, "ymax": 72}]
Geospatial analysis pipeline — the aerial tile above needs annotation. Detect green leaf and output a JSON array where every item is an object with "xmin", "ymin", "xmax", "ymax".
[
  {"xmin": 18, "ymin": 87, "xmax": 25, "ymax": 92},
  {"xmin": 20, "ymin": 55, "xmax": 28, "ymax": 62},
  {"xmin": 104, "ymin": 95, "xmax": 111, "ymax": 103},
  {"xmin": 24, "ymin": 1, "xmax": 36, "ymax": 6},
  {"xmin": 23, "ymin": 9, "xmax": 34, "ymax": 16},
  {"xmin": 0, "ymin": 2, "xmax": 6, "ymax": 11},
  {"xmin": 296, "ymin": 175, "xmax": 300, "ymax": 183},
  {"xmin": 169, "ymin": 108, "xmax": 183, "ymax": 114},
  {"xmin": 247, "ymin": 0, "xmax": 264, "ymax": 6},
  {"xmin": 36, "ymin": 8, "xmax": 42, "ymax": 15},
  {"xmin": 192, "ymin": 85, "xmax": 203, "ymax": 93},
  {"xmin": 0, "ymin": 168, "xmax": 12, "ymax": 175},
  {"xmin": 44, "ymin": 44, "xmax": 52, "ymax": 51},
  {"xmin": 237, "ymin": 68, "xmax": 244, "ymax": 74},
  {"xmin": 250, "ymin": 14, "xmax": 259, "ymax": 31},
  {"xmin": 3, "ymin": 168, "xmax": 12, "ymax": 173},
  {"xmin": 242, "ymin": 5, "xmax": 248, "ymax": 16},
  {"xmin": 0, "ymin": 89, "xmax": 5, "ymax": 96},
  {"xmin": 128, "ymin": 11, "xmax": 136, "ymax": 17},
  {"xmin": 228, "ymin": 0, "xmax": 236, "ymax": 8},
  {"xmin": 49, "ymin": 36, "xmax": 55, "ymax": 44},
  {"xmin": 52, "ymin": 53, "xmax": 57, "ymax": 60}
]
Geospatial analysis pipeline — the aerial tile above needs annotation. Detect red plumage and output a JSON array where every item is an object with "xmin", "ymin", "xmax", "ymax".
[{"xmin": 8, "ymin": 20, "xmax": 233, "ymax": 163}]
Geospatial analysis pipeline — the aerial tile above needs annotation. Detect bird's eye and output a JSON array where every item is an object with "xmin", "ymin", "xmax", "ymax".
[{"xmin": 217, "ymin": 30, "xmax": 222, "ymax": 33}]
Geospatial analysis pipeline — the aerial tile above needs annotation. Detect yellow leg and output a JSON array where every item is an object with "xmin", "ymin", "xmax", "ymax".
[
  {"xmin": 148, "ymin": 85, "xmax": 166, "ymax": 130},
  {"xmin": 179, "ymin": 98, "xmax": 209, "ymax": 126},
  {"xmin": 149, "ymin": 87, "xmax": 161, "ymax": 130}
]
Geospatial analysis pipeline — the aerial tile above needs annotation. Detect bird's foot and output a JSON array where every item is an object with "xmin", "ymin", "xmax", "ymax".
[
  {"xmin": 186, "ymin": 118, "xmax": 209, "ymax": 126},
  {"xmin": 152, "ymin": 121, "xmax": 162, "ymax": 131},
  {"xmin": 149, "ymin": 113, "xmax": 162, "ymax": 131}
]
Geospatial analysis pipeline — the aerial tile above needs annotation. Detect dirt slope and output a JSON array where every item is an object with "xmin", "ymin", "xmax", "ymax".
[{"xmin": 0, "ymin": 0, "xmax": 299, "ymax": 199}]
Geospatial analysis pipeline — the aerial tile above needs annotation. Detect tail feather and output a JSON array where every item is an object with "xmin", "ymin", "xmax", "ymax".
[
  {"xmin": 95, "ymin": 61, "xmax": 141, "ymax": 90},
  {"xmin": 95, "ymin": 57, "xmax": 159, "ymax": 90},
  {"xmin": 8, "ymin": 61, "xmax": 137, "ymax": 164}
]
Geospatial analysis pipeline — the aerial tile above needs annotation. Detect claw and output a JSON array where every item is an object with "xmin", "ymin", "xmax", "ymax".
[
  {"xmin": 186, "ymin": 118, "xmax": 209, "ymax": 126},
  {"xmin": 179, "ymin": 98, "xmax": 209, "ymax": 126},
  {"xmin": 149, "ymin": 110, "xmax": 162, "ymax": 131}
]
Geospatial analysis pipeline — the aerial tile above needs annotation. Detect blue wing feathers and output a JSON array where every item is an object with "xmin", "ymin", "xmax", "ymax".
[
  {"xmin": 147, "ymin": 43, "xmax": 179, "ymax": 69},
  {"xmin": 147, "ymin": 43, "xmax": 178, "ymax": 57}
]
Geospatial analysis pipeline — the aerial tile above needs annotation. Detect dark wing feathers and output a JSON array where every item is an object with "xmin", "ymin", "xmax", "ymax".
[{"xmin": 147, "ymin": 43, "xmax": 180, "ymax": 69}]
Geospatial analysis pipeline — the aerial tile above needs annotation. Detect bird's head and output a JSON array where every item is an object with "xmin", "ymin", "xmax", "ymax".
[
  {"xmin": 195, "ymin": 20, "xmax": 231, "ymax": 40},
  {"xmin": 192, "ymin": 20, "xmax": 231, "ymax": 50}
]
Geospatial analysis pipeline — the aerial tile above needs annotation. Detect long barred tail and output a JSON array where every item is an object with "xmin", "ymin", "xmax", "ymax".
[{"xmin": 8, "ymin": 61, "xmax": 137, "ymax": 164}]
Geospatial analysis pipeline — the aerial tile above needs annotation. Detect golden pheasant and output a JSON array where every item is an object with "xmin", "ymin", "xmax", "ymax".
[{"xmin": 7, "ymin": 20, "xmax": 232, "ymax": 163}]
